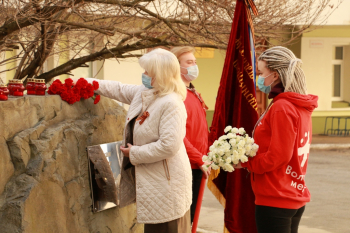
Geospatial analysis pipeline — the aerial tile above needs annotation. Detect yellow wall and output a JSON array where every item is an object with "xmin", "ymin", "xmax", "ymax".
[
  {"xmin": 58, "ymin": 35, "xmax": 69, "ymax": 81},
  {"xmin": 303, "ymin": 26, "xmax": 350, "ymax": 38},
  {"xmin": 97, "ymin": 55, "xmax": 144, "ymax": 110},
  {"xmin": 312, "ymin": 116, "xmax": 350, "ymax": 135},
  {"xmin": 5, "ymin": 50, "xmax": 17, "ymax": 82},
  {"xmin": 103, "ymin": 57, "xmax": 143, "ymax": 84},
  {"xmin": 301, "ymin": 36, "xmax": 350, "ymax": 110},
  {"xmin": 192, "ymin": 49, "xmax": 226, "ymax": 111},
  {"xmin": 343, "ymin": 45, "xmax": 350, "ymax": 103},
  {"xmin": 300, "ymin": 25, "xmax": 350, "ymax": 134}
]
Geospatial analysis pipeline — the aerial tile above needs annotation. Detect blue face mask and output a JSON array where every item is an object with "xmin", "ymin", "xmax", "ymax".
[
  {"xmin": 257, "ymin": 73, "xmax": 274, "ymax": 94},
  {"xmin": 142, "ymin": 73, "xmax": 153, "ymax": 89}
]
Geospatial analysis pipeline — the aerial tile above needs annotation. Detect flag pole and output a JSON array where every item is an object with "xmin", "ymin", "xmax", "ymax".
[{"xmin": 191, "ymin": 174, "xmax": 206, "ymax": 233}]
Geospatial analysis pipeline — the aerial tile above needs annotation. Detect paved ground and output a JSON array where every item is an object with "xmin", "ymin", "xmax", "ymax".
[
  {"xmin": 197, "ymin": 139, "xmax": 350, "ymax": 233},
  {"xmin": 311, "ymin": 135, "xmax": 350, "ymax": 144}
]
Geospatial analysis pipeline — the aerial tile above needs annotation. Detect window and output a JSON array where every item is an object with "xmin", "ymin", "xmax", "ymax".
[
  {"xmin": 332, "ymin": 46, "xmax": 343, "ymax": 99},
  {"xmin": 335, "ymin": 46, "xmax": 343, "ymax": 60},
  {"xmin": 333, "ymin": 64, "xmax": 341, "ymax": 97}
]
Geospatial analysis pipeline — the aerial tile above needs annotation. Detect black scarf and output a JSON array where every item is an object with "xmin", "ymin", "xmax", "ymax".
[{"xmin": 268, "ymin": 82, "xmax": 285, "ymax": 99}]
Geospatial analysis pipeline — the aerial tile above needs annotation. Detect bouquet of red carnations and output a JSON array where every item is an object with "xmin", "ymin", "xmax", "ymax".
[{"xmin": 48, "ymin": 78, "xmax": 100, "ymax": 105}]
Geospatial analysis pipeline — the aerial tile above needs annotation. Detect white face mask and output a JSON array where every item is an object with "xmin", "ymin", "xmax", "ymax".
[{"xmin": 181, "ymin": 65, "xmax": 199, "ymax": 81}]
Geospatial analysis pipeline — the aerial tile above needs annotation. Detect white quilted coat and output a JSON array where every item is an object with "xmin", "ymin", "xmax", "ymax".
[{"xmin": 89, "ymin": 78, "xmax": 192, "ymax": 224}]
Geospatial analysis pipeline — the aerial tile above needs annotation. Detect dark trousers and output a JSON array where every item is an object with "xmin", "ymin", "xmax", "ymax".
[
  {"xmin": 144, "ymin": 209, "xmax": 191, "ymax": 233},
  {"xmin": 190, "ymin": 169, "xmax": 203, "ymax": 223},
  {"xmin": 255, "ymin": 205, "xmax": 305, "ymax": 233}
]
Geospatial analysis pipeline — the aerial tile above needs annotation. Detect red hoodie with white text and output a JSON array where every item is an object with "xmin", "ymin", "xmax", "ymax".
[{"xmin": 242, "ymin": 92, "xmax": 318, "ymax": 209}]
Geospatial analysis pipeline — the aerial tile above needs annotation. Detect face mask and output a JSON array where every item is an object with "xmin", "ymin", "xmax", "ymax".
[
  {"xmin": 257, "ymin": 73, "xmax": 274, "ymax": 94},
  {"xmin": 181, "ymin": 65, "xmax": 199, "ymax": 81},
  {"xmin": 142, "ymin": 73, "xmax": 153, "ymax": 89}
]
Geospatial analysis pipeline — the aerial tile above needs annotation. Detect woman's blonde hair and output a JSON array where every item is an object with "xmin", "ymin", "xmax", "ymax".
[
  {"xmin": 139, "ymin": 48, "xmax": 187, "ymax": 100},
  {"xmin": 258, "ymin": 46, "xmax": 308, "ymax": 95},
  {"xmin": 170, "ymin": 46, "xmax": 196, "ymax": 60}
]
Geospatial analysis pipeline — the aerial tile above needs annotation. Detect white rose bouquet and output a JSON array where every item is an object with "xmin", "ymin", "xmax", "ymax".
[{"xmin": 202, "ymin": 126, "xmax": 259, "ymax": 172}]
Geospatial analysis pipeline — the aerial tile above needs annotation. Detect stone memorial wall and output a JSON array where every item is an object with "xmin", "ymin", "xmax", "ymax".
[{"xmin": 0, "ymin": 95, "xmax": 142, "ymax": 233}]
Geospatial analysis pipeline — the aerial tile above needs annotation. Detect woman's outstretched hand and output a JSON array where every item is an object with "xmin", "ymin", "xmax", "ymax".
[{"xmin": 120, "ymin": 143, "xmax": 133, "ymax": 157}]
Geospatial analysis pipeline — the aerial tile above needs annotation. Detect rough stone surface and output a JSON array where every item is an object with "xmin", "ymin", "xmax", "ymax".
[{"xmin": 0, "ymin": 95, "xmax": 142, "ymax": 233}]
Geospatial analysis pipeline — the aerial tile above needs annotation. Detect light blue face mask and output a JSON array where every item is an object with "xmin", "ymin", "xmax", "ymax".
[
  {"xmin": 142, "ymin": 73, "xmax": 153, "ymax": 89},
  {"xmin": 257, "ymin": 73, "xmax": 274, "ymax": 93}
]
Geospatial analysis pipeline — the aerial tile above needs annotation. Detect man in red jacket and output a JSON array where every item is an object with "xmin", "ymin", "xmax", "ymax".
[{"xmin": 171, "ymin": 46, "xmax": 211, "ymax": 223}]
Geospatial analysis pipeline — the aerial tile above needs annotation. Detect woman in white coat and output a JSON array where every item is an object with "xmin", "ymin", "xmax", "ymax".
[{"xmin": 86, "ymin": 48, "xmax": 192, "ymax": 233}]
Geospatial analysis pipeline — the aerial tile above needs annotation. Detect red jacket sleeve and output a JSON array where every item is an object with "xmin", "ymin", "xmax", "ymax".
[
  {"xmin": 184, "ymin": 137, "xmax": 205, "ymax": 167},
  {"xmin": 242, "ymin": 110, "xmax": 298, "ymax": 174}
]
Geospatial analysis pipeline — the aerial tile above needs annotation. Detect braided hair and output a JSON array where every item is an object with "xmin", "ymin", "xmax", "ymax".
[{"xmin": 258, "ymin": 46, "xmax": 308, "ymax": 95}]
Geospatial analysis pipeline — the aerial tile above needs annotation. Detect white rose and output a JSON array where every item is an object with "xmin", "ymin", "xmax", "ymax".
[
  {"xmin": 220, "ymin": 135, "xmax": 228, "ymax": 140},
  {"xmin": 213, "ymin": 140, "xmax": 219, "ymax": 147},
  {"xmin": 224, "ymin": 126, "xmax": 233, "ymax": 133},
  {"xmin": 208, "ymin": 152, "xmax": 215, "ymax": 159},
  {"xmin": 240, "ymin": 155, "xmax": 248, "ymax": 163},
  {"xmin": 224, "ymin": 151, "xmax": 232, "ymax": 158},
  {"xmin": 201, "ymin": 165, "xmax": 208, "ymax": 171},
  {"xmin": 223, "ymin": 142, "xmax": 231, "ymax": 151},
  {"xmin": 232, "ymin": 159, "xmax": 240, "ymax": 165},
  {"xmin": 219, "ymin": 161, "xmax": 225, "ymax": 167},
  {"xmin": 223, "ymin": 163, "xmax": 235, "ymax": 172},
  {"xmin": 202, "ymin": 155, "xmax": 209, "ymax": 162},
  {"xmin": 238, "ymin": 140, "xmax": 245, "ymax": 147},
  {"xmin": 218, "ymin": 148, "xmax": 225, "ymax": 155},
  {"xmin": 227, "ymin": 133, "xmax": 235, "ymax": 139},
  {"xmin": 252, "ymin": 144, "xmax": 259, "ymax": 152},
  {"xmin": 231, "ymin": 127, "xmax": 239, "ymax": 134},
  {"xmin": 225, "ymin": 156, "xmax": 232, "ymax": 164},
  {"xmin": 249, "ymin": 150, "xmax": 257, "ymax": 157},
  {"xmin": 238, "ymin": 127, "xmax": 245, "ymax": 135},
  {"xmin": 245, "ymin": 145, "xmax": 252, "ymax": 153},
  {"xmin": 209, "ymin": 145, "xmax": 215, "ymax": 151},
  {"xmin": 229, "ymin": 139, "xmax": 236, "ymax": 146},
  {"xmin": 237, "ymin": 148, "xmax": 246, "ymax": 156},
  {"xmin": 211, "ymin": 163, "xmax": 220, "ymax": 170}
]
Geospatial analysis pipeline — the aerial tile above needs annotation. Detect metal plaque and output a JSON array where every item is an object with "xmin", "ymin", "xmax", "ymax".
[{"xmin": 87, "ymin": 141, "xmax": 123, "ymax": 213}]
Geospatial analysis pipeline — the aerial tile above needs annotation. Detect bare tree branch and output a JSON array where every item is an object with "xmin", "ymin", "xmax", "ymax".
[{"xmin": 0, "ymin": 0, "xmax": 342, "ymax": 82}]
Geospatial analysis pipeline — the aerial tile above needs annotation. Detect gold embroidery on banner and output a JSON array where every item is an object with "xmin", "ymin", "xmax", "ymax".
[{"xmin": 233, "ymin": 36, "xmax": 258, "ymax": 112}]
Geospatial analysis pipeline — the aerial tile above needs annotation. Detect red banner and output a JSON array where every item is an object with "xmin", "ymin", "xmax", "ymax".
[{"xmin": 207, "ymin": 0, "xmax": 259, "ymax": 232}]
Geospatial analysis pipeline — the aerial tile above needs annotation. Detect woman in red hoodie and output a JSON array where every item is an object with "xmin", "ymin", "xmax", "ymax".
[{"xmin": 237, "ymin": 46, "xmax": 318, "ymax": 233}]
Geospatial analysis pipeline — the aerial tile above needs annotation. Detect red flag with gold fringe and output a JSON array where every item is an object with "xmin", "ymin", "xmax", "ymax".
[{"xmin": 207, "ymin": 0, "xmax": 259, "ymax": 232}]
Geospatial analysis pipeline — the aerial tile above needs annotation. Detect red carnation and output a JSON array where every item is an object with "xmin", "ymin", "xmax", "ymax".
[
  {"xmin": 87, "ymin": 84, "xmax": 94, "ymax": 98},
  {"xmin": 48, "ymin": 77, "xmax": 100, "ymax": 105},
  {"xmin": 76, "ymin": 78, "xmax": 88, "ymax": 88},
  {"xmin": 82, "ymin": 93, "xmax": 90, "ymax": 99},
  {"xmin": 93, "ymin": 81, "xmax": 99, "ymax": 91},
  {"xmin": 93, "ymin": 95, "xmax": 101, "ymax": 104},
  {"xmin": 64, "ymin": 78, "xmax": 74, "ymax": 87},
  {"xmin": 48, "ymin": 79, "xmax": 63, "ymax": 95}
]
